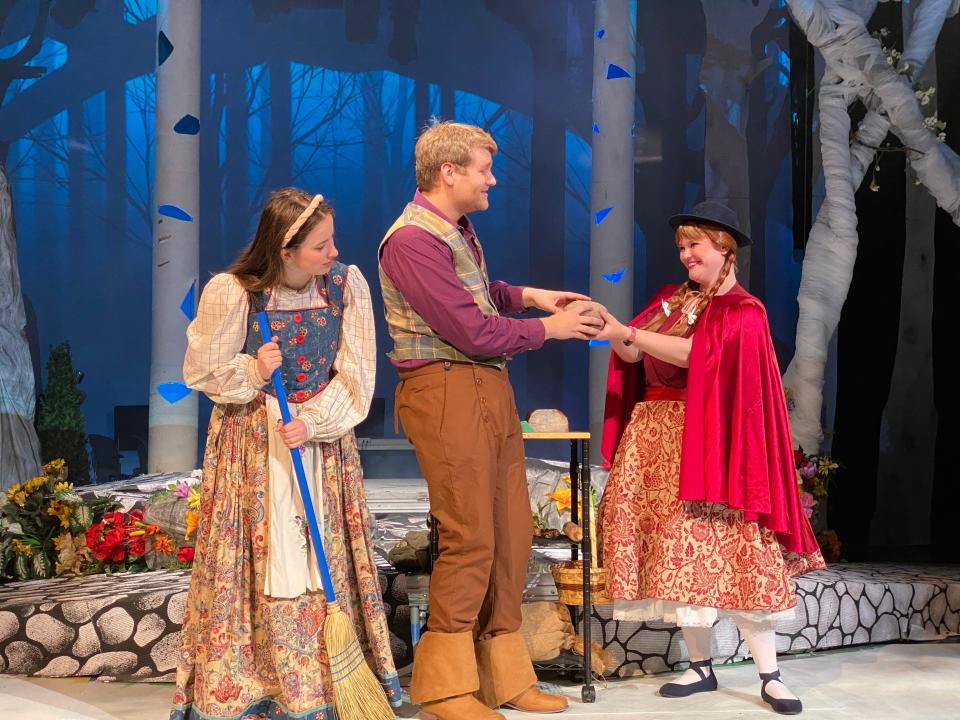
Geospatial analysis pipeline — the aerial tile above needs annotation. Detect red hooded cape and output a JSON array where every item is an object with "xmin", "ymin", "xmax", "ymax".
[{"xmin": 601, "ymin": 284, "xmax": 819, "ymax": 554}]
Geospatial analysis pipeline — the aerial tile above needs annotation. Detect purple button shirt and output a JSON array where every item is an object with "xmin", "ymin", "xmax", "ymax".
[{"xmin": 380, "ymin": 191, "xmax": 546, "ymax": 368}]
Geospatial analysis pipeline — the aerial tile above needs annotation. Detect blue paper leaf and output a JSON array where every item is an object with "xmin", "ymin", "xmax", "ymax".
[
  {"xmin": 592, "ymin": 122, "xmax": 600, "ymax": 134},
  {"xmin": 157, "ymin": 382, "xmax": 191, "ymax": 404},
  {"xmin": 174, "ymin": 114, "xmax": 200, "ymax": 135},
  {"xmin": 180, "ymin": 281, "xmax": 196, "ymax": 321},
  {"xmin": 158, "ymin": 31, "xmax": 174, "ymax": 66},
  {"xmin": 601, "ymin": 268, "xmax": 626, "ymax": 283},
  {"xmin": 588, "ymin": 339, "xmax": 611, "ymax": 347},
  {"xmin": 594, "ymin": 206, "xmax": 613, "ymax": 225},
  {"xmin": 158, "ymin": 204, "xmax": 193, "ymax": 221},
  {"xmin": 606, "ymin": 63, "xmax": 631, "ymax": 80},
  {"xmin": 596, "ymin": 29, "xmax": 606, "ymax": 39}
]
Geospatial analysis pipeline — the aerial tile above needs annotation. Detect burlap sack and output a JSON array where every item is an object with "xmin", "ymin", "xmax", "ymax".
[{"xmin": 520, "ymin": 602, "xmax": 575, "ymax": 661}]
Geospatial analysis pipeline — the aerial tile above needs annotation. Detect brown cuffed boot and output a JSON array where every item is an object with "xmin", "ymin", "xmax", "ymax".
[
  {"xmin": 503, "ymin": 686, "xmax": 570, "ymax": 714},
  {"xmin": 412, "ymin": 631, "xmax": 504, "ymax": 720},
  {"xmin": 475, "ymin": 631, "xmax": 567, "ymax": 712}
]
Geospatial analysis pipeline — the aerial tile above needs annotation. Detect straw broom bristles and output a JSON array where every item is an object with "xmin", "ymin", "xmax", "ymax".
[{"xmin": 325, "ymin": 602, "xmax": 396, "ymax": 720}]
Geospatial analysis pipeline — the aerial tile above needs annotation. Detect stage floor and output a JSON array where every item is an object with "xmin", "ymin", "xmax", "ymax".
[{"xmin": 2, "ymin": 641, "xmax": 958, "ymax": 719}]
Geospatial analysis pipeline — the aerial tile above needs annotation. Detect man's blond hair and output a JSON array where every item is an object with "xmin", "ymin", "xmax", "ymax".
[{"xmin": 415, "ymin": 121, "xmax": 498, "ymax": 191}]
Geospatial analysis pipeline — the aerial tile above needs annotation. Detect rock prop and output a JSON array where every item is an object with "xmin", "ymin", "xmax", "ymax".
[
  {"xmin": 563, "ymin": 300, "xmax": 606, "ymax": 330},
  {"xmin": 144, "ymin": 497, "xmax": 188, "ymax": 540},
  {"xmin": 527, "ymin": 409, "xmax": 569, "ymax": 433},
  {"xmin": 387, "ymin": 530, "xmax": 431, "ymax": 573},
  {"xmin": 562, "ymin": 521, "xmax": 583, "ymax": 543}
]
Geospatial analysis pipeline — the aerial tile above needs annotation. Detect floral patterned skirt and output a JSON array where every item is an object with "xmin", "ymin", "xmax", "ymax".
[
  {"xmin": 598, "ymin": 400, "xmax": 824, "ymax": 618},
  {"xmin": 170, "ymin": 400, "xmax": 401, "ymax": 720}
]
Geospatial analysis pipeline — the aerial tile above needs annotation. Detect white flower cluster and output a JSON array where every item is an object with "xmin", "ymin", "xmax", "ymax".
[
  {"xmin": 915, "ymin": 86, "xmax": 936, "ymax": 107},
  {"xmin": 922, "ymin": 113, "xmax": 948, "ymax": 142}
]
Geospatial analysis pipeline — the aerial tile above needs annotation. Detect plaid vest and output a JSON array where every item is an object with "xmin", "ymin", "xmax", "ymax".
[{"xmin": 378, "ymin": 203, "xmax": 506, "ymax": 368}]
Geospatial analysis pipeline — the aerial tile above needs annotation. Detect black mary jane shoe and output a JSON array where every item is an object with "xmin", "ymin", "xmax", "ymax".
[
  {"xmin": 759, "ymin": 669, "xmax": 803, "ymax": 715},
  {"xmin": 659, "ymin": 658, "xmax": 718, "ymax": 698}
]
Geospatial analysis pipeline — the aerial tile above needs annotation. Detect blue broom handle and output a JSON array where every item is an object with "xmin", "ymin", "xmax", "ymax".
[{"xmin": 257, "ymin": 311, "xmax": 337, "ymax": 602}]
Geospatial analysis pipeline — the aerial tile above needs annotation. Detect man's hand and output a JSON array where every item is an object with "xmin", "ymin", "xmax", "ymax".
[
  {"xmin": 541, "ymin": 305, "xmax": 602, "ymax": 340},
  {"xmin": 277, "ymin": 418, "xmax": 308, "ymax": 448},
  {"xmin": 522, "ymin": 287, "xmax": 591, "ymax": 314}
]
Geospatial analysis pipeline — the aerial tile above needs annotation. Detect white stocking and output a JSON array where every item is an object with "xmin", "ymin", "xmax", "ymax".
[
  {"xmin": 736, "ymin": 619, "xmax": 797, "ymax": 701},
  {"xmin": 671, "ymin": 626, "xmax": 715, "ymax": 685}
]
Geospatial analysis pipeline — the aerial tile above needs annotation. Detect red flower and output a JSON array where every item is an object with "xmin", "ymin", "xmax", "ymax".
[
  {"xmin": 293, "ymin": 313, "xmax": 302, "ymax": 323},
  {"xmin": 297, "ymin": 355, "xmax": 306, "ymax": 364},
  {"xmin": 128, "ymin": 538, "xmax": 146, "ymax": 558},
  {"xmin": 86, "ymin": 522, "xmax": 103, "ymax": 547},
  {"xmin": 178, "ymin": 546, "xmax": 195, "ymax": 563},
  {"xmin": 296, "ymin": 390, "xmax": 307, "ymax": 400},
  {"xmin": 296, "ymin": 373, "xmax": 306, "ymax": 383}
]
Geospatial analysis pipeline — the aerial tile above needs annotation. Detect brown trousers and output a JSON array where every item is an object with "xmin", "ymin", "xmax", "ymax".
[{"xmin": 396, "ymin": 361, "xmax": 533, "ymax": 638}]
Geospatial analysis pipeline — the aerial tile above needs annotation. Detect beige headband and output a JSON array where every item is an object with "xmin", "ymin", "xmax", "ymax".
[{"xmin": 281, "ymin": 194, "xmax": 324, "ymax": 248}]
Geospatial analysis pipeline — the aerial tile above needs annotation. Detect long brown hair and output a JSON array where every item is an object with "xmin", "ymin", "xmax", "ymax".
[
  {"xmin": 641, "ymin": 223, "xmax": 738, "ymax": 336},
  {"xmin": 227, "ymin": 188, "xmax": 334, "ymax": 292}
]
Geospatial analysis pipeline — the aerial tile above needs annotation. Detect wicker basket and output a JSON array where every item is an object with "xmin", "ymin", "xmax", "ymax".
[{"xmin": 550, "ymin": 561, "xmax": 611, "ymax": 605}]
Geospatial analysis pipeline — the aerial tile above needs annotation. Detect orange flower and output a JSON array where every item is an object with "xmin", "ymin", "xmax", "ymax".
[
  {"xmin": 153, "ymin": 532, "xmax": 175, "ymax": 554},
  {"xmin": 185, "ymin": 510, "xmax": 199, "ymax": 541}
]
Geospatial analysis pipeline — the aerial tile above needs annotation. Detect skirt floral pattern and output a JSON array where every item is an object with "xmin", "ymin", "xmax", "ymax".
[
  {"xmin": 598, "ymin": 400, "xmax": 824, "ymax": 614},
  {"xmin": 171, "ymin": 400, "xmax": 401, "ymax": 720}
]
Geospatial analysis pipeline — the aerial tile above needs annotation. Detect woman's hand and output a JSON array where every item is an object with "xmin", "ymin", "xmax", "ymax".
[
  {"xmin": 277, "ymin": 418, "xmax": 308, "ymax": 448},
  {"xmin": 256, "ymin": 335, "xmax": 282, "ymax": 381},
  {"xmin": 594, "ymin": 308, "xmax": 630, "ymax": 344}
]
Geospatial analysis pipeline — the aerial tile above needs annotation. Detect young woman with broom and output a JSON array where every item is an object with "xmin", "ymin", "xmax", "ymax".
[{"xmin": 172, "ymin": 188, "xmax": 399, "ymax": 720}]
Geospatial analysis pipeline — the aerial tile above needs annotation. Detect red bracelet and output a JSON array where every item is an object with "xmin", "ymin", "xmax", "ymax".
[{"xmin": 623, "ymin": 326, "xmax": 637, "ymax": 346}]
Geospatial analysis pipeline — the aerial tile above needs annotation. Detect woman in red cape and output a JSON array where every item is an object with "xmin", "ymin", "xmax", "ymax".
[{"xmin": 595, "ymin": 202, "xmax": 824, "ymax": 716}]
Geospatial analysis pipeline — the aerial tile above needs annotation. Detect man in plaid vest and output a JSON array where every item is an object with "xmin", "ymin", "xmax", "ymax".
[{"xmin": 379, "ymin": 121, "xmax": 599, "ymax": 719}]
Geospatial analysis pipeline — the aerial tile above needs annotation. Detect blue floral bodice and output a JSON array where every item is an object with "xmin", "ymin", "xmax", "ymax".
[{"xmin": 245, "ymin": 262, "xmax": 347, "ymax": 404}]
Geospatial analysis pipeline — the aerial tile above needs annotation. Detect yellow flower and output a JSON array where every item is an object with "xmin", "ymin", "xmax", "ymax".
[
  {"xmin": 188, "ymin": 486, "xmax": 201, "ymax": 511},
  {"xmin": 545, "ymin": 474, "xmax": 574, "ymax": 513},
  {"xmin": 185, "ymin": 510, "xmax": 199, "ymax": 541},
  {"xmin": 12, "ymin": 539, "xmax": 34, "ymax": 557},
  {"xmin": 25, "ymin": 476, "xmax": 47, "ymax": 492},
  {"xmin": 46, "ymin": 499, "xmax": 73, "ymax": 529},
  {"xmin": 818, "ymin": 457, "xmax": 838, "ymax": 475},
  {"xmin": 5, "ymin": 483, "xmax": 28, "ymax": 506},
  {"xmin": 546, "ymin": 487, "xmax": 572, "ymax": 513},
  {"xmin": 53, "ymin": 481, "xmax": 73, "ymax": 493},
  {"xmin": 43, "ymin": 458, "xmax": 66, "ymax": 474}
]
